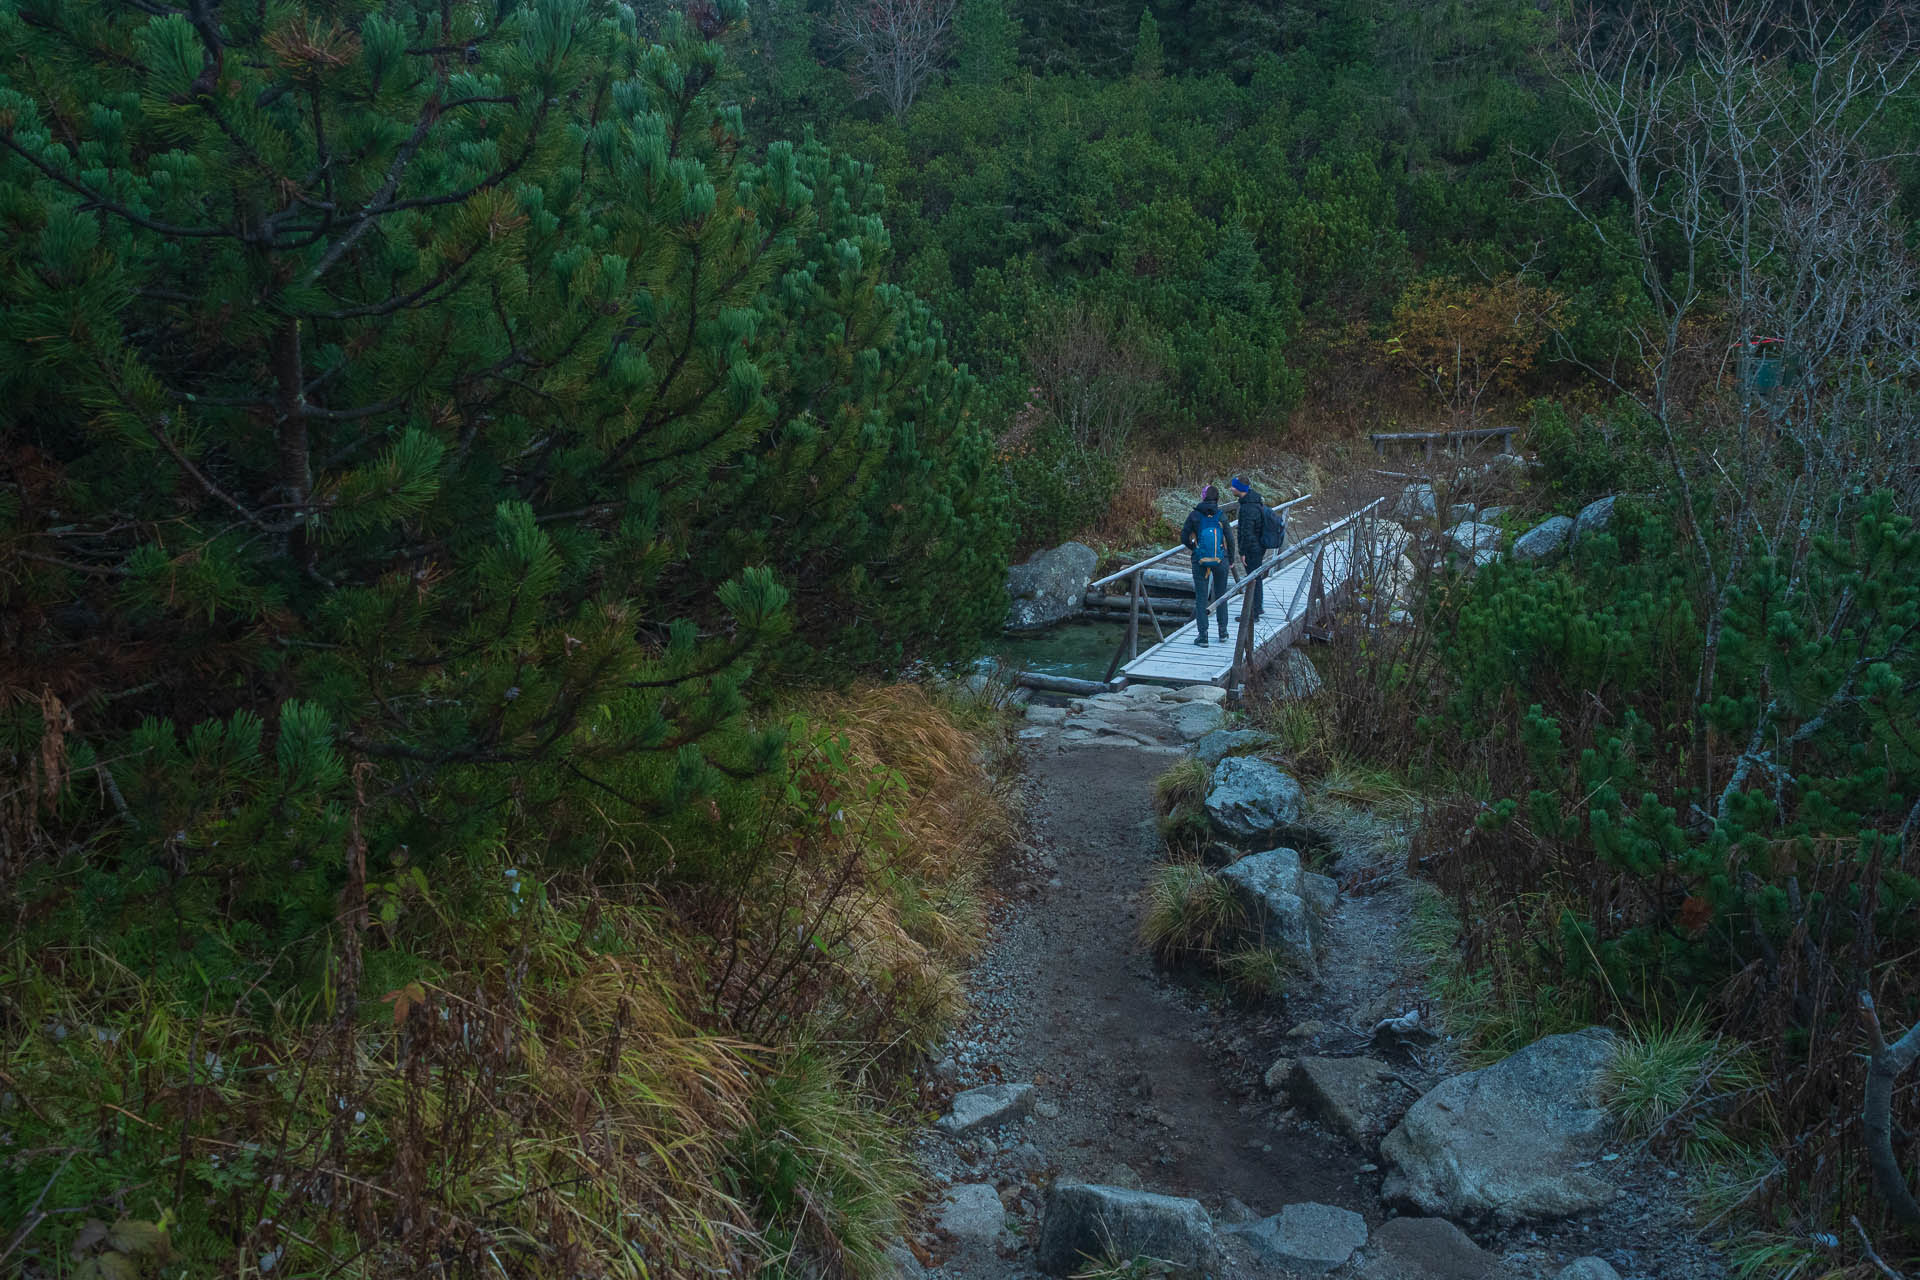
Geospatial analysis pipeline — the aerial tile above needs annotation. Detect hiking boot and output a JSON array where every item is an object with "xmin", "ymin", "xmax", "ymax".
[
  {"xmin": 1218, "ymin": 627, "xmax": 1229, "ymax": 641},
  {"xmin": 1194, "ymin": 635, "xmax": 1208, "ymax": 646}
]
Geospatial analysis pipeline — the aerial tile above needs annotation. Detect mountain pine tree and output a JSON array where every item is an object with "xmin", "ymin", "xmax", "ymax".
[{"xmin": 0, "ymin": 0, "xmax": 1004, "ymax": 968}]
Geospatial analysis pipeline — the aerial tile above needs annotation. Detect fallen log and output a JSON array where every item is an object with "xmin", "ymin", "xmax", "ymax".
[{"xmin": 1012, "ymin": 671, "xmax": 1112, "ymax": 697}]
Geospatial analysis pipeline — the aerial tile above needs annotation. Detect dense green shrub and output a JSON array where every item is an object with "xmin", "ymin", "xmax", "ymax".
[
  {"xmin": 1420, "ymin": 495, "xmax": 1920, "ymax": 1236},
  {"xmin": 0, "ymin": 0, "xmax": 1008, "ymax": 1269}
]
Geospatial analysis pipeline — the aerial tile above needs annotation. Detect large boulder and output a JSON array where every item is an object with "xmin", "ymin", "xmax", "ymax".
[
  {"xmin": 1268, "ymin": 648, "xmax": 1323, "ymax": 700},
  {"xmin": 1227, "ymin": 1203, "xmax": 1368, "ymax": 1274},
  {"xmin": 1394, "ymin": 483, "xmax": 1438, "ymax": 522},
  {"xmin": 1357, "ymin": 1217, "xmax": 1497, "ymax": 1280},
  {"xmin": 1380, "ymin": 1029, "xmax": 1619, "ymax": 1223},
  {"xmin": 937, "ymin": 1083, "xmax": 1035, "ymax": 1136},
  {"xmin": 1036, "ymin": 1183, "xmax": 1217, "ymax": 1276},
  {"xmin": 1169, "ymin": 700, "xmax": 1228, "ymax": 741},
  {"xmin": 1572, "ymin": 496, "xmax": 1617, "ymax": 544},
  {"xmin": 1007, "ymin": 542, "xmax": 1100, "ymax": 631},
  {"xmin": 1204, "ymin": 757, "xmax": 1304, "ymax": 840},
  {"xmin": 1284, "ymin": 1056, "xmax": 1419, "ymax": 1145},
  {"xmin": 1511, "ymin": 516, "xmax": 1574, "ymax": 563},
  {"xmin": 1192, "ymin": 728, "xmax": 1273, "ymax": 767},
  {"xmin": 1443, "ymin": 520, "xmax": 1503, "ymax": 566},
  {"xmin": 1368, "ymin": 523, "xmax": 1414, "ymax": 565},
  {"xmin": 1218, "ymin": 847, "xmax": 1335, "ymax": 968}
]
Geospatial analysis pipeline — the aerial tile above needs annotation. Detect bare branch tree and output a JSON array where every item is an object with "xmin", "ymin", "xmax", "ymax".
[
  {"xmin": 1528, "ymin": 0, "xmax": 1920, "ymax": 816},
  {"xmin": 1024, "ymin": 307, "xmax": 1162, "ymax": 461},
  {"xmin": 1859, "ymin": 991, "xmax": 1920, "ymax": 1225},
  {"xmin": 830, "ymin": 0, "xmax": 960, "ymax": 120}
]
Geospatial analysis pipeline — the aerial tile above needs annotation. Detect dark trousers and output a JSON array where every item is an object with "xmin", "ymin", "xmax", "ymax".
[
  {"xmin": 1243, "ymin": 547, "xmax": 1265, "ymax": 619},
  {"xmin": 1192, "ymin": 561, "xmax": 1229, "ymax": 637}
]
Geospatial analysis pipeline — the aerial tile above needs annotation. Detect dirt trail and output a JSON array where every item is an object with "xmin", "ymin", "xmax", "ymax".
[{"xmin": 912, "ymin": 734, "xmax": 1375, "ymax": 1278}]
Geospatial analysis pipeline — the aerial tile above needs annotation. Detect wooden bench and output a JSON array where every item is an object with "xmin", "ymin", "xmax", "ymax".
[{"xmin": 1370, "ymin": 427, "xmax": 1515, "ymax": 460}]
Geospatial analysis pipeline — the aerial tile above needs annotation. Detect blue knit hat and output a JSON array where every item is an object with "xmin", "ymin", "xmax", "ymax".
[{"xmin": 1229, "ymin": 476, "xmax": 1251, "ymax": 494}]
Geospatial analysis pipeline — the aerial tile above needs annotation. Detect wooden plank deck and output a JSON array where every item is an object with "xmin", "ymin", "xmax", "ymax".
[{"xmin": 1120, "ymin": 542, "xmax": 1355, "ymax": 686}]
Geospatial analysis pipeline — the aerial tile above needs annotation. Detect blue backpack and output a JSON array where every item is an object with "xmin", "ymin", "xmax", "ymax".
[{"xmin": 1195, "ymin": 513, "xmax": 1227, "ymax": 566}]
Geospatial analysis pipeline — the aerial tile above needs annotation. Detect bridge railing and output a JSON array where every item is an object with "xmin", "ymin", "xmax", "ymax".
[
  {"xmin": 1089, "ymin": 494, "xmax": 1313, "ymax": 682},
  {"xmin": 1221, "ymin": 497, "xmax": 1385, "ymax": 690}
]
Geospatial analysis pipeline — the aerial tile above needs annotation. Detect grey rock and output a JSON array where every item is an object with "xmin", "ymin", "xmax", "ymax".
[
  {"xmin": 1269, "ymin": 648, "xmax": 1323, "ymax": 700},
  {"xmin": 1228, "ymin": 1202, "xmax": 1368, "ymax": 1274},
  {"xmin": 1358, "ymin": 1217, "xmax": 1497, "ymax": 1280},
  {"xmin": 1191, "ymin": 728, "xmax": 1274, "ymax": 768},
  {"xmin": 1007, "ymin": 542, "xmax": 1100, "ymax": 631},
  {"xmin": 1478, "ymin": 505, "xmax": 1509, "ymax": 524},
  {"xmin": 1026, "ymin": 704, "xmax": 1069, "ymax": 726},
  {"xmin": 1017, "ymin": 727, "xmax": 1050, "ymax": 742},
  {"xmin": 1204, "ymin": 758, "xmax": 1304, "ymax": 840},
  {"xmin": 1167, "ymin": 684, "xmax": 1227, "ymax": 704},
  {"xmin": 1447, "ymin": 502, "xmax": 1478, "ymax": 524},
  {"xmin": 1511, "ymin": 516, "xmax": 1575, "ymax": 563},
  {"xmin": 1034, "ymin": 1100, "xmax": 1062, "ymax": 1120},
  {"xmin": 1170, "ymin": 700, "xmax": 1227, "ymax": 742},
  {"xmin": 883, "ymin": 1237, "xmax": 927, "ymax": 1280},
  {"xmin": 1557, "ymin": 1260, "xmax": 1623, "ymax": 1280},
  {"xmin": 1263, "ymin": 1056, "xmax": 1296, "ymax": 1093},
  {"xmin": 1218, "ymin": 847, "xmax": 1326, "ymax": 966},
  {"xmin": 1218, "ymin": 1196, "xmax": 1259, "ymax": 1226},
  {"xmin": 1381, "ymin": 1030, "xmax": 1619, "ymax": 1223},
  {"xmin": 1443, "ymin": 520, "xmax": 1503, "ymax": 563},
  {"xmin": 938, "ymin": 1183, "xmax": 1006, "ymax": 1244},
  {"xmin": 1394, "ymin": 483, "xmax": 1437, "ymax": 522},
  {"xmin": 1286, "ymin": 1056, "xmax": 1417, "ymax": 1145},
  {"xmin": 1572, "ymin": 496, "xmax": 1617, "ymax": 544},
  {"xmin": 938, "ymin": 1083, "xmax": 1036, "ymax": 1136},
  {"xmin": 1285, "ymin": 1019, "xmax": 1330, "ymax": 1041},
  {"xmin": 1037, "ymin": 1183, "xmax": 1217, "ymax": 1276}
]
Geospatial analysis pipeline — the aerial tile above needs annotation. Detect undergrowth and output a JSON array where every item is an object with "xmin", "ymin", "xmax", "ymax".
[{"xmin": 1, "ymin": 683, "xmax": 1015, "ymax": 1279}]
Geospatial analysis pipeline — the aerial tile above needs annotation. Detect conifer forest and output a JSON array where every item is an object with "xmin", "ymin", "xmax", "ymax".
[{"xmin": 2, "ymin": 0, "xmax": 1919, "ymax": 1276}]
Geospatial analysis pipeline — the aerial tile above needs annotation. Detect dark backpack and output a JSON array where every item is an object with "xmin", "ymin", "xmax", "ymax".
[
  {"xmin": 1195, "ymin": 513, "xmax": 1227, "ymax": 565},
  {"xmin": 1262, "ymin": 505, "xmax": 1286, "ymax": 550}
]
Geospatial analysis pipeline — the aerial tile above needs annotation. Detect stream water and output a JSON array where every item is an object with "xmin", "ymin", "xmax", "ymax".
[{"xmin": 990, "ymin": 619, "xmax": 1132, "ymax": 682}]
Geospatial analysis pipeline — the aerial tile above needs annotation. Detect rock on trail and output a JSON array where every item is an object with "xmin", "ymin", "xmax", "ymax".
[
  {"xmin": 1036, "ymin": 1183, "xmax": 1217, "ymax": 1275},
  {"xmin": 1382, "ymin": 1029, "xmax": 1620, "ymax": 1223}
]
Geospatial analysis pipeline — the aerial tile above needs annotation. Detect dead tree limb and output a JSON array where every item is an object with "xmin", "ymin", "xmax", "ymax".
[{"xmin": 1859, "ymin": 991, "xmax": 1920, "ymax": 1225}]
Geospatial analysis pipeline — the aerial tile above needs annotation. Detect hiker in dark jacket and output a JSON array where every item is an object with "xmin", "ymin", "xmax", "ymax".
[
  {"xmin": 1180, "ymin": 485, "xmax": 1237, "ymax": 646},
  {"xmin": 1231, "ymin": 476, "xmax": 1275, "ymax": 622}
]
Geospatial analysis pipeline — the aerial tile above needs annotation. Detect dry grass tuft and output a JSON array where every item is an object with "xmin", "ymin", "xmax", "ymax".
[{"xmin": 1139, "ymin": 862, "xmax": 1244, "ymax": 963}]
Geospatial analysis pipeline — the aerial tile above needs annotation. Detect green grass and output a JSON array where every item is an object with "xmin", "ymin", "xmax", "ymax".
[
  {"xmin": 1601, "ymin": 1014, "xmax": 1762, "ymax": 1160},
  {"xmin": 1219, "ymin": 945, "xmax": 1291, "ymax": 1001},
  {"xmin": 1406, "ymin": 880, "xmax": 1460, "ymax": 958},
  {"xmin": 1153, "ymin": 758, "xmax": 1211, "ymax": 815},
  {"xmin": 1156, "ymin": 802, "xmax": 1212, "ymax": 855},
  {"xmin": 1139, "ymin": 862, "xmax": 1244, "ymax": 962},
  {"xmin": 728, "ymin": 1049, "xmax": 916, "ymax": 1280},
  {"xmin": 1071, "ymin": 1254, "xmax": 1178, "ymax": 1279}
]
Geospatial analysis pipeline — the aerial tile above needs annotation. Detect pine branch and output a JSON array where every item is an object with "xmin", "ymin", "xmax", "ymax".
[{"xmin": 0, "ymin": 134, "xmax": 233, "ymax": 239}]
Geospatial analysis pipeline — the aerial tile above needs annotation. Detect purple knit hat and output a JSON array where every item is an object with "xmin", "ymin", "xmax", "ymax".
[{"xmin": 1200, "ymin": 484, "xmax": 1218, "ymax": 502}]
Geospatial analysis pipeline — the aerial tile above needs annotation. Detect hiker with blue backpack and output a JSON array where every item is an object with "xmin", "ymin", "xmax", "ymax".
[
  {"xmin": 1180, "ymin": 485, "xmax": 1238, "ymax": 646},
  {"xmin": 1230, "ymin": 475, "xmax": 1285, "ymax": 623}
]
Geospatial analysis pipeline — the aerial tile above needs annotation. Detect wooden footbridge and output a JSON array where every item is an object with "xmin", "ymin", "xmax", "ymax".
[{"xmin": 1085, "ymin": 497, "xmax": 1387, "ymax": 691}]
